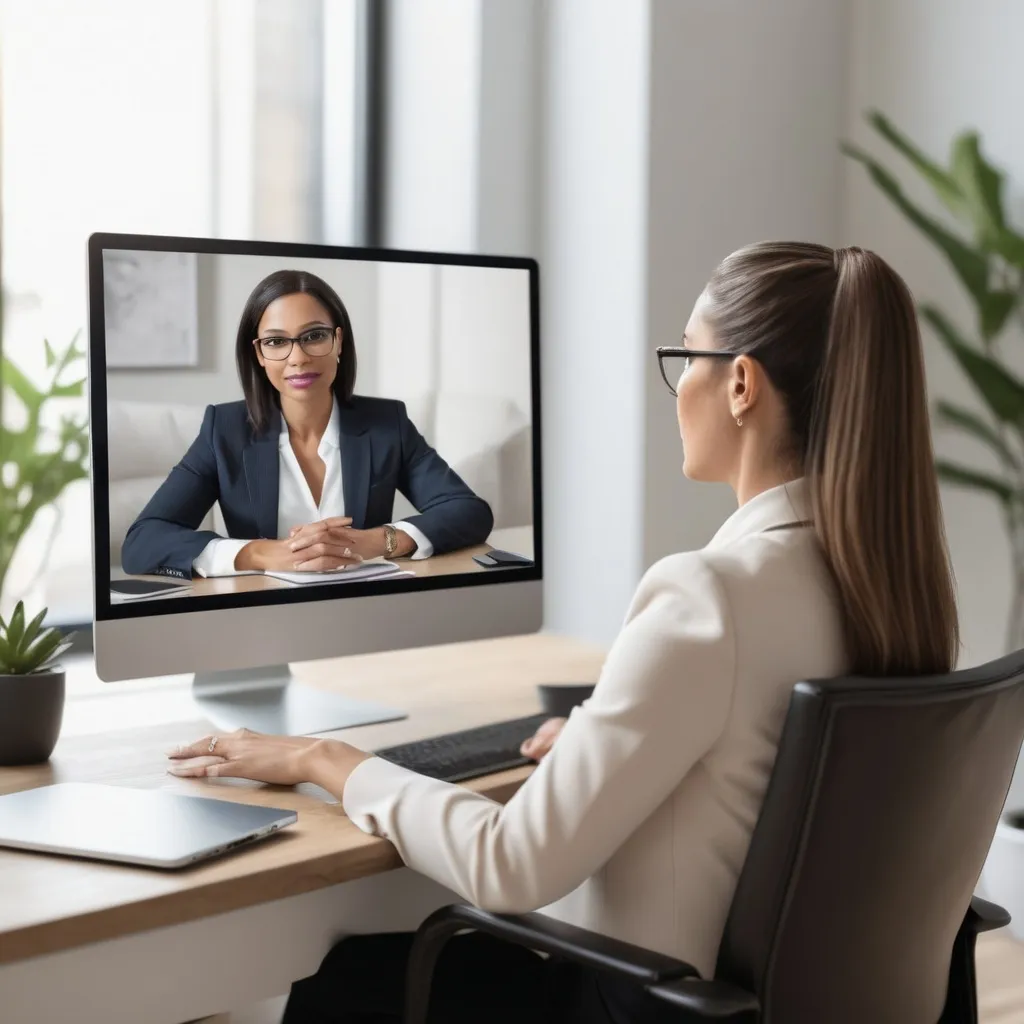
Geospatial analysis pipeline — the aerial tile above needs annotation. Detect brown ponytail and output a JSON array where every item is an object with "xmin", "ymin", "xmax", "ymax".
[{"xmin": 705, "ymin": 242, "xmax": 959, "ymax": 675}]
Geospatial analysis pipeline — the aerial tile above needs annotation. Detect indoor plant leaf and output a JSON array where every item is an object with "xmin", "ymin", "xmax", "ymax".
[
  {"xmin": 22, "ymin": 629, "xmax": 65, "ymax": 671},
  {"xmin": 950, "ymin": 130, "xmax": 1006, "ymax": 241},
  {"xmin": 934, "ymin": 400, "xmax": 1020, "ymax": 468},
  {"xmin": 6, "ymin": 602, "xmax": 26, "ymax": 654},
  {"xmin": 948, "ymin": 133, "xmax": 1024, "ymax": 268},
  {"xmin": 921, "ymin": 305, "xmax": 1024, "ymax": 423},
  {"xmin": 33, "ymin": 641, "xmax": 72, "ymax": 672},
  {"xmin": 842, "ymin": 144, "xmax": 1011, "ymax": 336},
  {"xmin": 866, "ymin": 111, "xmax": 965, "ymax": 217},
  {"xmin": 991, "ymin": 226, "xmax": 1024, "ymax": 269},
  {"xmin": 47, "ymin": 380, "xmax": 86, "ymax": 400},
  {"xmin": 935, "ymin": 460, "xmax": 1016, "ymax": 504},
  {"xmin": 980, "ymin": 291, "xmax": 1018, "ymax": 340},
  {"xmin": 22, "ymin": 607, "xmax": 48, "ymax": 646},
  {"xmin": 1, "ymin": 358, "xmax": 46, "ymax": 417}
]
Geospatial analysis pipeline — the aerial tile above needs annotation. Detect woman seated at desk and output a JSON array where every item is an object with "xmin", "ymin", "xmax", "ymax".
[
  {"xmin": 121, "ymin": 269, "xmax": 493, "ymax": 579},
  {"xmin": 169, "ymin": 243, "xmax": 960, "ymax": 1023}
]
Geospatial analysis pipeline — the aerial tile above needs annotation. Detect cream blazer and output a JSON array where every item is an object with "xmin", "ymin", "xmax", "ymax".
[{"xmin": 343, "ymin": 478, "xmax": 849, "ymax": 977}]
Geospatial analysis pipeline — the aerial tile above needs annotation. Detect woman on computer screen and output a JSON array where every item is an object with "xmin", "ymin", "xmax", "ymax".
[
  {"xmin": 120, "ymin": 269, "xmax": 493, "ymax": 579},
  {"xmin": 168, "ymin": 243, "xmax": 960, "ymax": 1023}
]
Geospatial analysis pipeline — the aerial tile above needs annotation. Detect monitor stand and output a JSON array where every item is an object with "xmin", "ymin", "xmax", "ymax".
[{"xmin": 191, "ymin": 665, "xmax": 407, "ymax": 736}]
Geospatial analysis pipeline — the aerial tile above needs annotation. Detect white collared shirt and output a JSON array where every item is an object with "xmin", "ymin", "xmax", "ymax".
[{"xmin": 192, "ymin": 400, "xmax": 432, "ymax": 577}]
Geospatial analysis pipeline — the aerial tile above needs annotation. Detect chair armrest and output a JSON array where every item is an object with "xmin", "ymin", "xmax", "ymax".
[
  {"xmin": 646, "ymin": 977, "xmax": 760, "ymax": 1021},
  {"xmin": 404, "ymin": 905, "xmax": 760, "ymax": 1024},
  {"xmin": 965, "ymin": 894, "xmax": 1010, "ymax": 934},
  {"xmin": 412, "ymin": 904, "xmax": 698, "ymax": 985}
]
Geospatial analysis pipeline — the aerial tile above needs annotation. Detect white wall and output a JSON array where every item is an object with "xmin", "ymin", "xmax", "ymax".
[
  {"xmin": 382, "ymin": 0, "xmax": 541, "ymax": 259},
  {"xmin": 540, "ymin": 0, "xmax": 846, "ymax": 643},
  {"xmin": 105, "ymin": 253, "xmax": 379, "ymax": 407},
  {"xmin": 642, "ymin": 0, "xmax": 847, "ymax": 567},
  {"xmin": 383, "ymin": 0, "xmax": 481, "ymax": 251},
  {"xmin": 538, "ymin": 0, "xmax": 651, "ymax": 643},
  {"xmin": 436, "ymin": 265, "xmax": 531, "ymax": 415},
  {"xmin": 843, "ymin": 0, "xmax": 1024, "ymax": 809},
  {"xmin": 374, "ymin": 263, "xmax": 531, "ymax": 419},
  {"xmin": 383, "ymin": 0, "xmax": 847, "ymax": 645},
  {"xmin": 104, "ymin": 251, "xmax": 531, "ymax": 433}
]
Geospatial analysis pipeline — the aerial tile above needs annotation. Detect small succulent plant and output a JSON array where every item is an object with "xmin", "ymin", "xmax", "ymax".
[{"xmin": 0, "ymin": 602, "xmax": 72, "ymax": 675}]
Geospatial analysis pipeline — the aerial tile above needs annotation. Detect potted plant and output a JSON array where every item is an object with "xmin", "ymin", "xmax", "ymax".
[
  {"xmin": 0, "ymin": 601, "xmax": 72, "ymax": 765},
  {"xmin": 844, "ymin": 112, "xmax": 1024, "ymax": 937}
]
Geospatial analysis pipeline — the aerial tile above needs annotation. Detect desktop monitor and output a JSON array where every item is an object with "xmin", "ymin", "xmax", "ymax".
[{"xmin": 87, "ymin": 233, "xmax": 542, "ymax": 734}]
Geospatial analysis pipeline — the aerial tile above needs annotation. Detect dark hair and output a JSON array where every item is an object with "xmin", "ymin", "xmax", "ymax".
[
  {"xmin": 235, "ymin": 269, "xmax": 357, "ymax": 433},
  {"xmin": 704, "ymin": 241, "xmax": 959, "ymax": 676}
]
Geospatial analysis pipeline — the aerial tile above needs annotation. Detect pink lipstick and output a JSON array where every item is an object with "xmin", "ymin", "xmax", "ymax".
[{"xmin": 285, "ymin": 372, "xmax": 321, "ymax": 390}]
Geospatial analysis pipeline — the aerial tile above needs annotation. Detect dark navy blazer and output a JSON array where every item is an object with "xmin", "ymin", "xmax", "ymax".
[{"xmin": 120, "ymin": 397, "xmax": 494, "ymax": 578}]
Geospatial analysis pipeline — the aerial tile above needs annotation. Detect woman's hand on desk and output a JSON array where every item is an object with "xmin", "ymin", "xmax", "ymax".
[
  {"xmin": 166, "ymin": 727, "xmax": 372, "ymax": 793},
  {"xmin": 289, "ymin": 518, "xmax": 417, "ymax": 561},
  {"xmin": 235, "ymin": 518, "xmax": 366, "ymax": 572},
  {"xmin": 519, "ymin": 717, "xmax": 567, "ymax": 761}
]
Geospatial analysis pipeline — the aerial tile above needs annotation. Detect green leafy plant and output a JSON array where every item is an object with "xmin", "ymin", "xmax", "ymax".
[
  {"xmin": 0, "ymin": 334, "xmax": 89, "ymax": 603},
  {"xmin": 844, "ymin": 112, "xmax": 1024, "ymax": 650},
  {"xmin": 0, "ymin": 601, "xmax": 71, "ymax": 675}
]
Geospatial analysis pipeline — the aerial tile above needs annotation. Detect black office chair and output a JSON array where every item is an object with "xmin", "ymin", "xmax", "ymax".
[{"xmin": 403, "ymin": 650, "xmax": 1024, "ymax": 1024}]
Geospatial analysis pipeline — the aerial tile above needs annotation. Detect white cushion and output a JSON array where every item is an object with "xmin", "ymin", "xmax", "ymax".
[
  {"xmin": 392, "ymin": 393, "xmax": 532, "ymax": 530},
  {"xmin": 107, "ymin": 400, "xmax": 224, "ymax": 562}
]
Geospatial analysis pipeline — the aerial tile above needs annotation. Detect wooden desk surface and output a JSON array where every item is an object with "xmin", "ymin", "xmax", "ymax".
[
  {"xmin": 112, "ymin": 526, "xmax": 534, "ymax": 597},
  {"xmin": 0, "ymin": 633, "xmax": 603, "ymax": 966}
]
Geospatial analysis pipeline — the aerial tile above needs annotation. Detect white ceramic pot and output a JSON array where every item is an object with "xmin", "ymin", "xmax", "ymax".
[{"xmin": 981, "ymin": 810, "xmax": 1024, "ymax": 941}]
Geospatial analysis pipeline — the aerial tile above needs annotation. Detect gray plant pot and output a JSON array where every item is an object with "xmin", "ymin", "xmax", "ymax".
[{"xmin": 0, "ymin": 668, "xmax": 66, "ymax": 766}]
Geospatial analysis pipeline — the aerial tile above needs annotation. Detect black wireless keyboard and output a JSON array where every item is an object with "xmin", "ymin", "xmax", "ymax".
[{"xmin": 374, "ymin": 713, "xmax": 552, "ymax": 783}]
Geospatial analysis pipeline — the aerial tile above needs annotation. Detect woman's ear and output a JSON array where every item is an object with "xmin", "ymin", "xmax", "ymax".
[{"xmin": 730, "ymin": 355, "xmax": 759, "ymax": 420}]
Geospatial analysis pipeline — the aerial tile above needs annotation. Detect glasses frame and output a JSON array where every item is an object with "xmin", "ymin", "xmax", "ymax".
[
  {"xmin": 253, "ymin": 326, "xmax": 338, "ymax": 361},
  {"xmin": 656, "ymin": 345, "xmax": 739, "ymax": 397}
]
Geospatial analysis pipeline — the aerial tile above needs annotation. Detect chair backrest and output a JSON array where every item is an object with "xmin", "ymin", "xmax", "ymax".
[{"xmin": 716, "ymin": 650, "xmax": 1024, "ymax": 1024}]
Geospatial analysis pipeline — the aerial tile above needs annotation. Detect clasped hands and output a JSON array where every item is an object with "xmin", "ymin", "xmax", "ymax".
[
  {"xmin": 236, "ymin": 517, "xmax": 408, "ymax": 572},
  {"xmin": 288, "ymin": 516, "xmax": 379, "ymax": 569}
]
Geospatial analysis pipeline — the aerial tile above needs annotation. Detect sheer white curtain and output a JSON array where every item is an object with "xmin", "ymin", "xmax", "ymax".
[{"xmin": 0, "ymin": 0, "xmax": 361, "ymax": 622}]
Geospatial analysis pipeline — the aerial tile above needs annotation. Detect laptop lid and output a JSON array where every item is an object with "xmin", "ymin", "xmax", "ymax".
[{"xmin": 0, "ymin": 783, "xmax": 297, "ymax": 868}]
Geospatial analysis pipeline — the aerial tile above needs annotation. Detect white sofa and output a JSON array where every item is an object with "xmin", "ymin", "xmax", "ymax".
[{"xmin": 106, "ymin": 401, "xmax": 226, "ymax": 568}]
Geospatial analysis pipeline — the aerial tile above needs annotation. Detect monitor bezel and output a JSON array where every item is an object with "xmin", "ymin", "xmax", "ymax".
[{"xmin": 88, "ymin": 231, "xmax": 543, "ymax": 623}]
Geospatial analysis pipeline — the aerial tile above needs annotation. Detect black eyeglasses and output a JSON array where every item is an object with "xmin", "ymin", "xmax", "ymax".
[
  {"xmin": 656, "ymin": 345, "xmax": 739, "ymax": 396},
  {"xmin": 254, "ymin": 327, "xmax": 337, "ymax": 361}
]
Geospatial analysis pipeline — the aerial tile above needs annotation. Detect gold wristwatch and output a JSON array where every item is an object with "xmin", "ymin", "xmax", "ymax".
[{"xmin": 383, "ymin": 524, "xmax": 398, "ymax": 557}]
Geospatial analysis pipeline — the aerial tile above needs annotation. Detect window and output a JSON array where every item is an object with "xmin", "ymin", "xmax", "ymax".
[{"xmin": 0, "ymin": 0, "xmax": 365, "ymax": 624}]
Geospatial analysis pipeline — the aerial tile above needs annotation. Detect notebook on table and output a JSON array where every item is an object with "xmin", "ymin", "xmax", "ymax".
[{"xmin": 263, "ymin": 560, "xmax": 414, "ymax": 585}]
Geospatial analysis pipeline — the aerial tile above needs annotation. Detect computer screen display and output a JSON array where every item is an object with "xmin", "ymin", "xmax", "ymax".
[{"xmin": 88, "ymin": 235, "xmax": 540, "ymax": 624}]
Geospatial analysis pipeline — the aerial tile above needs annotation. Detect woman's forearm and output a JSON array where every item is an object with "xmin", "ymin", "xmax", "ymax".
[
  {"xmin": 234, "ymin": 539, "xmax": 272, "ymax": 571},
  {"xmin": 303, "ymin": 739, "xmax": 375, "ymax": 802}
]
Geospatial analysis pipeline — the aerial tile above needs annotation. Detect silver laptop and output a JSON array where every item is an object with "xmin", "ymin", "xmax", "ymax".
[{"xmin": 0, "ymin": 783, "xmax": 297, "ymax": 868}]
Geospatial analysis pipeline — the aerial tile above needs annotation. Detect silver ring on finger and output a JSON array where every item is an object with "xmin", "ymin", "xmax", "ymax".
[{"xmin": 208, "ymin": 736, "xmax": 219, "ymax": 753}]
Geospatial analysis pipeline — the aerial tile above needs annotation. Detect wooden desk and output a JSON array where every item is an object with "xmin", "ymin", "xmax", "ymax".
[
  {"xmin": 0, "ymin": 633, "xmax": 602, "ymax": 1024},
  {"xmin": 112, "ymin": 525, "xmax": 534, "ymax": 598}
]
